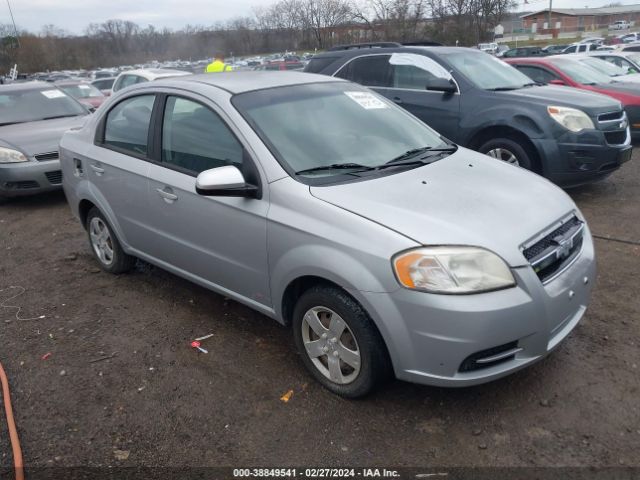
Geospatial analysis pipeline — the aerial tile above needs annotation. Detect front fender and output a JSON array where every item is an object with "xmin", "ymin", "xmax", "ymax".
[{"xmin": 270, "ymin": 243, "xmax": 396, "ymax": 323}]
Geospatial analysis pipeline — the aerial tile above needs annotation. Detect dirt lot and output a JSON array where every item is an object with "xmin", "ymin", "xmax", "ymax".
[{"xmin": 1, "ymin": 153, "xmax": 639, "ymax": 473}]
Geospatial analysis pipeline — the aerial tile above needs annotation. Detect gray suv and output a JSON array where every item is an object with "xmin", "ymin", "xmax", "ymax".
[
  {"xmin": 61, "ymin": 72, "xmax": 595, "ymax": 397},
  {"xmin": 306, "ymin": 46, "xmax": 632, "ymax": 187}
]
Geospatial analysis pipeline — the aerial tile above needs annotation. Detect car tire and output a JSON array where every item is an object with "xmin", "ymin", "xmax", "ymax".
[
  {"xmin": 478, "ymin": 138, "xmax": 534, "ymax": 171},
  {"xmin": 292, "ymin": 285, "xmax": 392, "ymax": 398},
  {"xmin": 85, "ymin": 207, "xmax": 135, "ymax": 274}
]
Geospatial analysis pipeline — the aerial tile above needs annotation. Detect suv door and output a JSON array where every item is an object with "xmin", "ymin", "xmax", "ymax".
[
  {"xmin": 89, "ymin": 94, "xmax": 156, "ymax": 248},
  {"xmin": 335, "ymin": 54, "xmax": 460, "ymax": 140},
  {"xmin": 144, "ymin": 94, "xmax": 271, "ymax": 307}
]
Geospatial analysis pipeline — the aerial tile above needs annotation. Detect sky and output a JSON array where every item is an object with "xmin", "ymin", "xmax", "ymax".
[{"xmin": 3, "ymin": 0, "xmax": 640, "ymax": 35}]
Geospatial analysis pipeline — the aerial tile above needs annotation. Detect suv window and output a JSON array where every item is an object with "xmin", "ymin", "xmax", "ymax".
[
  {"xmin": 389, "ymin": 53, "xmax": 453, "ymax": 90},
  {"xmin": 161, "ymin": 96, "xmax": 243, "ymax": 174},
  {"xmin": 305, "ymin": 56, "xmax": 338, "ymax": 73},
  {"xmin": 515, "ymin": 65, "xmax": 558, "ymax": 84},
  {"xmin": 335, "ymin": 55, "xmax": 392, "ymax": 87},
  {"xmin": 103, "ymin": 95, "xmax": 155, "ymax": 155}
]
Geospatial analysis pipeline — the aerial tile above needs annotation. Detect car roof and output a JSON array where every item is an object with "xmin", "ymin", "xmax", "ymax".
[
  {"xmin": 152, "ymin": 71, "xmax": 345, "ymax": 94},
  {"xmin": 120, "ymin": 68, "xmax": 192, "ymax": 80},
  {"xmin": 312, "ymin": 45, "xmax": 478, "ymax": 59},
  {"xmin": 0, "ymin": 81, "xmax": 58, "ymax": 92}
]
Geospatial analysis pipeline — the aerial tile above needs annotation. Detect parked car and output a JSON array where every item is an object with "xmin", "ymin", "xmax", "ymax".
[
  {"xmin": 507, "ymin": 56, "xmax": 640, "ymax": 139},
  {"xmin": 306, "ymin": 45, "xmax": 631, "ymax": 186},
  {"xmin": 581, "ymin": 37, "xmax": 605, "ymax": 45},
  {"xmin": 0, "ymin": 82, "xmax": 89, "ymax": 202},
  {"xmin": 618, "ymin": 32, "xmax": 640, "ymax": 43},
  {"xmin": 569, "ymin": 54, "xmax": 640, "ymax": 84},
  {"xmin": 111, "ymin": 68, "xmax": 192, "ymax": 94},
  {"xmin": 541, "ymin": 44, "xmax": 570, "ymax": 55},
  {"xmin": 61, "ymin": 72, "xmax": 596, "ymax": 397},
  {"xmin": 501, "ymin": 46, "xmax": 546, "ymax": 58},
  {"xmin": 562, "ymin": 43, "xmax": 599, "ymax": 54},
  {"xmin": 610, "ymin": 20, "xmax": 631, "ymax": 30},
  {"xmin": 590, "ymin": 51, "xmax": 640, "ymax": 73},
  {"xmin": 56, "ymin": 80, "xmax": 106, "ymax": 109},
  {"xmin": 253, "ymin": 61, "xmax": 305, "ymax": 71},
  {"xmin": 93, "ymin": 70, "xmax": 117, "ymax": 80},
  {"xmin": 91, "ymin": 77, "xmax": 117, "ymax": 97},
  {"xmin": 478, "ymin": 42, "xmax": 499, "ymax": 55}
]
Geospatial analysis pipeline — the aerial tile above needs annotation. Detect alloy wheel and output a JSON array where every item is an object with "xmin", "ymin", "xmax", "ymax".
[
  {"xmin": 487, "ymin": 147, "xmax": 520, "ymax": 166},
  {"xmin": 301, "ymin": 306, "xmax": 361, "ymax": 385},
  {"xmin": 89, "ymin": 217, "xmax": 114, "ymax": 266}
]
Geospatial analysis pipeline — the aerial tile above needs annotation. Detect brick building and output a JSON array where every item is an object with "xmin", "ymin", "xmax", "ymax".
[{"xmin": 521, "ymin": 4, "xmax": 640, "ymax": 32}]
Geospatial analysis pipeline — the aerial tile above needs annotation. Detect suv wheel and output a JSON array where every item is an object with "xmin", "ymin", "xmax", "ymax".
[
  {"xmin": 86, "ymin": 207, "xmax": 135, "ymax": 274},
  {"xmin": 479, "ymin": 138, "xmax": 533, "ymax": 170},
  {"xmin": 292, "ymin": 285, "xmax": 391, "ymax": 398}
]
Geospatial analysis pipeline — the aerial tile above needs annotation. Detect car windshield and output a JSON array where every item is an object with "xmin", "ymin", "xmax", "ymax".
[
  {"xmin": 0, "ymin": 87, "xmax": 86, "ymax": 126},
  {"xmin": 580, "ymin": 57, "xmax": 628, "ymax": 77},
  {"xmin": 548, "ymin": 58, "xmax": 612, "ymax": 85},
  {"xmin": 60, "ymin": 83, "xmax": 104, "ymax": 99},
  {"xmin": 442, "ymin": 50, "xmax": 535, "ymax": 90},
  {"xmin": 233, "ymin": 82, "xmax": 449, "ymax": 182}
]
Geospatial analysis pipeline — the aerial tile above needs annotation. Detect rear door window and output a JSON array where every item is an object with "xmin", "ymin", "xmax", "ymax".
[
  {"xmin": 335, "ymin": 55, "xmax": 392, "ymax": 87},
  {"xmin": 103, "ymin": 95, "xmax": 155, "ymax": 156}
]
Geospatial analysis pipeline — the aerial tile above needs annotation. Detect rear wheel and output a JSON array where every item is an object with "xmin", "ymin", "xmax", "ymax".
[
  {"xmin": 479, "ymin": 138, "xmax": 533, "ymax": 171},
  {"xmin": 292, "ymin": 285, "xmax": 391, "ymax": 398},
  {"xmin": 86, "ymin": 207, "xmax": 135, "ymax": 274}
]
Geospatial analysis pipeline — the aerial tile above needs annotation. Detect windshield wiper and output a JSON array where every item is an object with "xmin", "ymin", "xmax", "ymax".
[
  {"xmin": 295, "ymin": 163, "xmax": 374, "ymax": 175},
  {"xmin": 487, "ymin": 86, "xmax": 522, "ymax": 91},
  {"xmin": 380, "ymin": 146, "xmax": 458, "ymax": 169},
  {"xmin": 40, "ymin": 114, "xmax": 81, "ymax": 121},
  {"xmin": 385, "ymin": 147, "xmax": 433, "ymax": 165},
  {"xmin": 0, "ymin": 121, "xmax": 25, "ymax": 127}
]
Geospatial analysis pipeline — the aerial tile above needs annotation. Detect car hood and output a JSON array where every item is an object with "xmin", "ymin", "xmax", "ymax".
[
  {"xmin": 0, "ymin": 115, "xmax": 88, "ymax": 157},
  {"xmin": 592, "ymin": 81, "xmax": 640, "ymax": 96},
  {"xmin": 309, "ymin": 149, "xmax": 577, "ymax": 267},
  {"xmin": 501, "ymin": 85, "xmax": 622, "ymax": 114}
]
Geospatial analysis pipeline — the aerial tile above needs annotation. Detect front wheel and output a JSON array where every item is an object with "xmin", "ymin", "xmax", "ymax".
[
  {"xmin": 478, "ymin": 138, "xmax": 534, "ymax": 171},
  {"xmin": 292, "ymin": 285, "xmax": 392, "ymax": 398}
]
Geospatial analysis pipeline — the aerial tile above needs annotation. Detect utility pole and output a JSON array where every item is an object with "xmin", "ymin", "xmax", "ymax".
[{"xmin": 548, "ymin": 0, "xmax": 553, "ymax": 30}]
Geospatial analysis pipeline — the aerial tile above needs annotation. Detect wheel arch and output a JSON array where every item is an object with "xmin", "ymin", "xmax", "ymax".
[{"xmin": 467, "ymin": 125, "xmax": 543, "ymax": 174}]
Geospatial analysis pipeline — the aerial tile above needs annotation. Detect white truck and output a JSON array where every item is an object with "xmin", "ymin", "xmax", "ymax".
[{"xmin": 610, "ymin": 20, "xmax": 631, "ymax": 30}]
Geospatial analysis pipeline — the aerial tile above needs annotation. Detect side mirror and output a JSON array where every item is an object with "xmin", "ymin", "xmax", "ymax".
[
  {"xmin": 549, "ymin": 79, "xmax": 566, "ymax": 86},
  {"xmin": 426, "ymin": 77, "xmax": 456, "ymax": 94},
  {"xmin": 196, "ymin": 165, "xmax": 259, "ymax": 198}
]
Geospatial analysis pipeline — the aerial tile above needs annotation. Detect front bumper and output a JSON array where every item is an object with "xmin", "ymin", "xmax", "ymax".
[
  {"xmin": 532, "ymin": 127, "xmax": 632, "ymax": 188},
  {"xmin": 358, "ymin": 228, "xmax": 596, "ymax": 387},
  {"xmin": 0, "ymin": 159, "xmax": 63, "ymax": 198}
]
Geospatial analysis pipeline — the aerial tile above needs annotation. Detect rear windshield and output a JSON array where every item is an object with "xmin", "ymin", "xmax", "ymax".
[
  {"xmin": 304, "ymin": 57, "xmax": 338, "ymax": 73},
  {"xmin": 60, "ymin": 83, "xmax": 105, "ymax": 99},
  {"xmin": 0, "ymin": 87, "xmax": 86, "ymax": 126}
]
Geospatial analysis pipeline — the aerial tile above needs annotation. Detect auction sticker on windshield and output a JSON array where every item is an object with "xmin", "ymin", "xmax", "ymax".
[
  {"xmin": 344, "ymin": 91, "xmax": 388, "ymax": 110},
  {"xmin": 41, "ymin": 90, "xmax": 66, "ymax": 99}
]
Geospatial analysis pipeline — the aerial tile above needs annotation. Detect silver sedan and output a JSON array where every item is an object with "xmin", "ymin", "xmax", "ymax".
[{"xmin": 61, "ymin": 72, "xmax": 595, "ymax": 397}]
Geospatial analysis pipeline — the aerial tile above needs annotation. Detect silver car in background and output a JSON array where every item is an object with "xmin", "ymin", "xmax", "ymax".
[
  {"xmin": 61, "ymin": 72, "xmax": 595, "ymax": 397},
  {"xmin": 0, "ymin": 82, "xmax": 88, "ymax": 202}
]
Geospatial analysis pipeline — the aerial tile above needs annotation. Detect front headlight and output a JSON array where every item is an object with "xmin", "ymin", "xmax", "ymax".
[
  {"xmin": 0, "ymin": 147, "xmax": 28, "ymax": 164},
  {"xmin": 393, "ymin": 246, "xmax": 516, "ymax": 294},
  {"xmin": 547, "ymin": 106, "xmax": 595, "ymax": 132}
]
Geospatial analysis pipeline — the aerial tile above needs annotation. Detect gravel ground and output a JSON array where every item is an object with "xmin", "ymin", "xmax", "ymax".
[{"xmin": 0, "ymin": 154, "xmax": 639, "ymax": 473}]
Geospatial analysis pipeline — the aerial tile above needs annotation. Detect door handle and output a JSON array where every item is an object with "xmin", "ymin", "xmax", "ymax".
[
  {"xmin": 156, "ymin": 187, "xmax": 178, "ymax": 203},
  {"xmin": 392, "ymin": 96, "xmax": 403, "ymax": 104},
  {"xmin": 90, "ymin": 163, "xmax": 104, "ymax": 175}
]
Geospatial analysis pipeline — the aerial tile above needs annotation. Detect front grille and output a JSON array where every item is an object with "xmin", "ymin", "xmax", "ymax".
[
  {"xmin": 598, "ymin": 111, "xmax": 624, "ymax": 123},
  {"xmin": 523, "ymin": 216, "xmax": 584, "ymax": 283},
  {"xmin": 459, "ymin": 341, "xmax": 519, "ymax": 373},
  {"xmin": 35, "ymin": 152, "xmax": 59, "ymax": 161},
  {"xmin": 604, "ymin": 130, "xmax": 627, "ymax": 145},
  {"xmin": 45, "ymin": 170, "xmax": 63, "ymax": 185}
]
